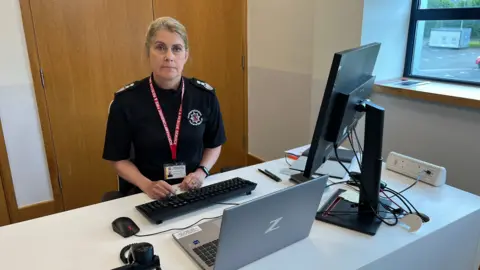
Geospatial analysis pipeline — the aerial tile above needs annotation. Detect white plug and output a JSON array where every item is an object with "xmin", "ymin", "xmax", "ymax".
[{"xmin": 386, "ymin": 152, "xmax": 446, "ymax": 187}]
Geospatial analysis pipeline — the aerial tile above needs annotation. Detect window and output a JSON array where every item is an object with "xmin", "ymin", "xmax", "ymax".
[{"xmin": 405, "ymin": 0, "xmax": 480, "ymax": 85}]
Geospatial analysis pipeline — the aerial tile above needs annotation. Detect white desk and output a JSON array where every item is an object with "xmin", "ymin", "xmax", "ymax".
[{"xmin": 1, "ymin": 158, "xmax": 480, "ymax": 270}]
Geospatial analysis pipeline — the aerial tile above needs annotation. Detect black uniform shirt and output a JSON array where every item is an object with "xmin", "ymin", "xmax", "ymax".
[{"xmin": 103, "ymin": 74, "xmax": 226, "ymax": 193}]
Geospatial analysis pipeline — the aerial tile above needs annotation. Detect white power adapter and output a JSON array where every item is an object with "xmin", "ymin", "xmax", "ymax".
[{"xmin": 386, "ymin": 152, "xmax": 447, "ymax": 187}]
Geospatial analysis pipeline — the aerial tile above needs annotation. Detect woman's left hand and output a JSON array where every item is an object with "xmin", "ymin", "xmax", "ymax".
[{"xmin": 180, "ymin": 169, "xmax": 206, "ymax": 191}]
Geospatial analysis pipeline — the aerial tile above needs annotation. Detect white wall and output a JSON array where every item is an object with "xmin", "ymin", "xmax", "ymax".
[
  {"xmin": 310, "ymin": 0, "xmax": 364, "ymax": 132},
  {"xmin": 248, "ymin": 0, "xmax": 365, "ymax": 160},
  {"xmin": 361, "ymin": 0, "xmax": 411, "ymax": 81},
  {"xmin": 362, "ymin": 0, "xmax": 480, "ymax": 195},
  {"xmin": 248, "ymin": 0, "xmax": 315, "ymax": 160},
  {"xmin": 0, "ymin": 0, "xmax": 53, "ymax": 207}
]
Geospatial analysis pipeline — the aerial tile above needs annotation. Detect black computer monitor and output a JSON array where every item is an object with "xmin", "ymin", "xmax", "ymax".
[{"xmin": 291, "ymin": 42, "xmax": 391, "ymax": 236}]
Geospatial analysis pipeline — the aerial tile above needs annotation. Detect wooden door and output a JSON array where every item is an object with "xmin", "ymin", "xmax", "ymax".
[
  {"xmin": 154, "ymin": 0, "xmax": 248, "ymax": 172},
  {"xmin": 30, "ymin": 0, "xmax": 153, "ymax": 210},
  {"xmin": 0, "ymin": 173, "xmax": 10, "ymax": 226},
  {"xmin": 0, "ymin": 120, "xmax": 11, "ymax": 226}
]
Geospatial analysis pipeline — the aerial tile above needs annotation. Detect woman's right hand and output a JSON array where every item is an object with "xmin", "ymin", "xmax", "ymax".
[{"xmin": 141, "ymin": 180, "xmax": 174, "ymax": 200}]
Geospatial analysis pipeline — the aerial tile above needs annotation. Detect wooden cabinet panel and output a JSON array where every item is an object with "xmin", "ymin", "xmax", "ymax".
[
  {"xmin": 29, "ymin": 0, "xmax": 154, "ymax": 209},
  {"xmin": 154, "ymin": 0, "xmax": 248, "ymax": 171}
]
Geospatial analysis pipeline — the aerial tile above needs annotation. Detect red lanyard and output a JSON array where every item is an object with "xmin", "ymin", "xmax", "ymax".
[{"xmin": 149, "ymin": 76, "xmax": 185, "ymax": 161}]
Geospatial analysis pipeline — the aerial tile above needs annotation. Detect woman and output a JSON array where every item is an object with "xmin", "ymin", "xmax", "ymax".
[{"xmin": 102, "ymin": 17, "xmax": 226, "ymax": 200}]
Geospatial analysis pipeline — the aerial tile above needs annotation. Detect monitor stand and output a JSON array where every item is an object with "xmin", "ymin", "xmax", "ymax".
[
  {"xmin": 289, "ymin": 173, "xmax": 312, "ymax": 184},
  {"xmin": 317, "ymin": 101, "xmax": 389, "ymax": 236},
  {"xmin": 316, "ymin": 188, "xmax": 392, "ymax": 236}
]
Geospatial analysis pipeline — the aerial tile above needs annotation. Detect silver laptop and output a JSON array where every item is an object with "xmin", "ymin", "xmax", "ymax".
[
  {"xmin": 172, "ymin": 175, "xmax": 328, "ymax": 270},
  {"xmin": 290, "ymin": 147, "xmax": 355, "ymax": 179},
  {"xmin": 290, "ymin": 156, "xmax": 352, "ymax": 179}
]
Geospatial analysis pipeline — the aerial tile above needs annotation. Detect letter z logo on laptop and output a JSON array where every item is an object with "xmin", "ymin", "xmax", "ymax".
[{"xmin": 265, "ymin": 217, "xmax": 283, "ymax": 234}]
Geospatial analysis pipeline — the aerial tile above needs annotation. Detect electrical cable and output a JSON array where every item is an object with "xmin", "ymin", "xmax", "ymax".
[
  {"xmin": 324, "ymin": 212, "xmax": 404, "ymax": 220},
  {"xmin": 321, "ymin": 203, "xmax": 406, "ymax": 218},
  {"xmin": 333, "ymin": 143, "xmax": 398, "ymax": 226},
  {"xmin": 334, "ymin": 146, "xmax": 353, "ymax": 178},
  {"xmin": 395, "ymin": 170, "xmax": 427, "ymax": 195},
  {"xmin": 379, "ymin": 170, "xmax": 428, "ymax": 219},
  {"xmin": 134, "ymin": 215, "xmax": 222, "ymax": 237},
  {"xmin": 346, "ymin": 127, "xmax": 423, "ymax": 225},
  {"xmin": 348, "ymin": 137, "xmax": 401, "ymax": 225},
  {"xmin": 325, "ymin": 180, "xmax": 350, "ymax": 188},
  {"xmin": 353, "ymin": 128, "xmax": 363, "ymax": 156},
  {"xmin": 284, "ymin": 153, "xmax": 292, "ymax": 166},
  {"xmin": 380, "ymin": 190, "xmax": 405, "ymax": 212},
  {"xmin": 327, "ymin": 215, "xmax": 401, "ymax": 220},
  {"xmin": 348, "ymin": 132, "xmax": 362, "ymax": 172},
  {"xmin": 383, "ymin": 187, "xmax": 420, "ymax": 215},
  {"xmin": 373, "ymin": 204, "xmax": 399, "ymax": 226},
  {"xmin": 382, "ymin": 203, "xmax": 402, "ymax": 215},
  {"xmin": 333, "ymin": 144, "xmax": 398, "ymax": 226},
  {"xmin": 382, "ymin": 188, "xmax": 412, "ymax": 213},
  {"xmin": 318, "ymin": 210, "xmax": 391, "ymax": 214}
]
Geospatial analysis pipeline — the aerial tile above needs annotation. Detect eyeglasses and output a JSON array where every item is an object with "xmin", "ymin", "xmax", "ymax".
[{"xmin": 154, "ymin": 43, "xmax": 185, "ymax": 55}]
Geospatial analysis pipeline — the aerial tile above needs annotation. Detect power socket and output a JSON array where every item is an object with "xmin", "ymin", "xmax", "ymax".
[{"xmin": 386, "ymin": 152, "xmax": 446, "ymax": 187}]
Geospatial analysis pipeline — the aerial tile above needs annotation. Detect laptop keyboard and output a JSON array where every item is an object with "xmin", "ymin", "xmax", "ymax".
[{"xmin": 192, "ymin": 239, "xmax": 219, "ymax": 267}]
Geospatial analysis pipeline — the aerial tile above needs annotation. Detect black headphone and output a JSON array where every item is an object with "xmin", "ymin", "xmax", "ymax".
[{"xmin": 113, "ymin": 242, "xmax": 161, "ymax": 270}]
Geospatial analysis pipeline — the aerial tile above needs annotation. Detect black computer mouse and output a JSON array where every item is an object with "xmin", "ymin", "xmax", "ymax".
[{"xmin": 112, "ymin": 217, "xmax": 140, "ymax": 238}]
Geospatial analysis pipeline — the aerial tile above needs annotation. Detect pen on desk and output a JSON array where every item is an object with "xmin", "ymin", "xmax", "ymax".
[
  {"xmin": 258, "ymin": 168, "xmax": 282, "ymax": 182},
  {"xmin": 265, "ymin": 169, "xmax": 282, "ymax": 182}
]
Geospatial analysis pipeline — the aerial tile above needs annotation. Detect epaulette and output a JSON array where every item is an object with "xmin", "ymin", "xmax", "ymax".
[
  {"xmin": 114, "ymin": 81, "xmax": 137, "ymax": 96},
  {"xmin": 190, "ymin": 77, "xmax": 216, "ymax": 94}
]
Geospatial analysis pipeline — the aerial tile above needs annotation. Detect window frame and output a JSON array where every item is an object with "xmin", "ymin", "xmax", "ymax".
[{"xmin": 404, "ymin": 0, "xmax": 480, "ymax": 86}]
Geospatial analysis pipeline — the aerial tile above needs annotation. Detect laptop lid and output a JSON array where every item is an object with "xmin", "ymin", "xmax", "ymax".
[{"xmin": 213, "ymin": 175, "xmax": 328, "ymax": 270}]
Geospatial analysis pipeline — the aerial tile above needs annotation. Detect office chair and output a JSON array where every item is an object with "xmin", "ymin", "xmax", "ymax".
[
  {"xmin": 101, "ymin": 140, "xmax": 139, "ymax": 202},
  {"xmin": 102, "ymin": 101, "xmax": 137, "ymax": 202},
  {"xmin": 220, "ymin": 166, "xmax": 242, "ymax": 173}
]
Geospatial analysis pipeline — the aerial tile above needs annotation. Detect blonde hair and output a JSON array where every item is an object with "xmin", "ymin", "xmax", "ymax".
[{"xmin": 145, "ymin": 17, "xmax": 189, "ymax": 55}]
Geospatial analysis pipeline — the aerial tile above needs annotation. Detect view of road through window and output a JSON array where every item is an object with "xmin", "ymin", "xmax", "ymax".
[{"xmin": 409, "ymin": 0, "xmax": 480, "ymax": 84}]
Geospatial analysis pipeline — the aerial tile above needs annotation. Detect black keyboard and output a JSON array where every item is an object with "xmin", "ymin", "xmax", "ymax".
[
  {"xmin": 193, "ymin": 239, "xmax": 218, "ymax": 267},
  {"xmin": 135, "ymin": 177, "xmax": 257, "ymax": 224}
]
